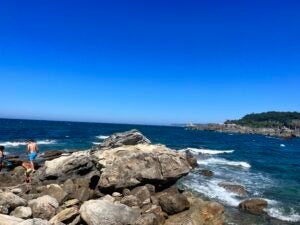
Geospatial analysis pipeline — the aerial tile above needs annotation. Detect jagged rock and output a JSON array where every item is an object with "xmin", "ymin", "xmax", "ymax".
[
  {"xmin": 199, "ymin": 169, "xmax": 214, "ymax": 177},
  {"xmin": 10, "ymin": 206, "xmax": 32, "ymax": 219},
  {"xmin": 0, "ymin": 214, "xmax": 24, "ymax": 225},
  {"xmin": 40, "ymin": 184, "xmax": 68, "ymax": 204},
  {"xmin": 120, "ymin": 195, "xmax": 141, "ymax": 207},
  {"xmin": 94, "ymin": 144, "xmax": 191, "ymax": 190},
  {"xmin": 28, "ymin": 195, "xmax": 59, "ymax": 220},
  {"xmin": 68, "ymin": 215, "xmax": 81, "ymax": 225},
  {"xmin": 36, "ymin": 151, "xmax": 95, "ymax": 182},
  {"xmin": 49, "ymin": 206, "xmax": 79, "ymax": 224},
  {"xmin": 218, "ymin": 182, "xmax": 247, "ymax": 196},
  {"xmin": 98, "ymin": 129, "xmax": 151, "ymax": 149},
  {"xmin": 164, "ymin": 194, "xmax": 224, "ymax": 225},
  {"xmin": 80, "ymin": 199, "xmax": 141, "ymax": 225},
  {"xmin": 41, "ymin": 150, "xmax": 65, "ymax": 161},
  {"xmin": 239, "ymin": 198, "xmax": 268, "ymax": 215},
  {"xmin": 19, "ymin": 218, "xmax": 51, "ymax": 225},
  {"xmin": 131, "ymin": 186, "xmax": 151, "ymax": 205},
  {"xmin": 0, "ymin": 192, "xmax": 27, "ymax": 210}
]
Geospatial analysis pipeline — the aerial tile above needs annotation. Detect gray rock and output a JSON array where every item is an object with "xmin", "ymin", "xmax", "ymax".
[
  {"xmin": 218, "ymin": 182, "xmax": 247, "ymax": 196},
  {"xmin": 80, "ymin": 199, "xmax": 141, "ymax": 225},
  {"xmin": 0, "ymin": 192, "xmax": 27, "ymax": 210},
  {"xmin": 28, "ymin": 195, "xmax": 59, "ymax": 220},
  {"xmin": 40, "ymin": 184, "xmax": 68, "ymax": 204},
  {"xmin": 49, "ymin": 206, "xmax": 79, "ymax": 224},
  {"xmin": 0, "ymin": 214, "xmax": 24, "ymax": 225},
  {"xmin": 19, "ymin": 218, "xmax": 51, "ymax": 225},
  {"xmin": 120, "ymin": 195, "xmax": 141, "ymax": 207},
  {"xmin": 239, "ymin": 198, "xmax": 268, "ymax": 215},
  {"xmin": 10, "ymin": 206, "xmax": 32, "ymax": 219},
  {"xmin": 98, "ymin": 129, "xmax": 151, "ymax": 149},
  {"xmin": 0, "ymin": 205, "xmax": 9, "ymax": 214},
  {"xmin": 134, "ymin": 213, "xmax": 165, "ymax": 225}
]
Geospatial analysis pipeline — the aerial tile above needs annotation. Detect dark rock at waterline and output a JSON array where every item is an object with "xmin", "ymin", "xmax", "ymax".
[
  {"xmin": 218, "ymin": 182, "xmax": 247, "ymax": 197},
  {"xmin": 199, "ymin": 169, "xmax": 214, "ymax": 177},
  {"xmin": 184, "ymin": 150, "xmax": 198, "ymax": 169},
  {"xmin": 40, "ymin": 150, "xmax": 66, "ymax": 161},
  {"xmin": 96, "ymin": 129, "xmax": 151, "ymax": 149},
  {"xmin": 239, "ymin": 198, "xmax": 268, "ymax": 215}
]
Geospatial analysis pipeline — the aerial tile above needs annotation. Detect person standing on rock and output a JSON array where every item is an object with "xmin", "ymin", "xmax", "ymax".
[
  {"xmin": 27, "ymin": 140, "xmax": 38, "ymax": 171},
  {"xmin": 0, "ymin": 145, "xmax": 4, "ymax": 172}
]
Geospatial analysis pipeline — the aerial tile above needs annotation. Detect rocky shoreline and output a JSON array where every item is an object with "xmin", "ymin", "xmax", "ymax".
[
  {"xmin": 187, "ymin": 123, "xmax": 300, "ymax": 139},
  {"xmin": 0, "ymin": 130, "xmax": 273, "ymax": 225}
]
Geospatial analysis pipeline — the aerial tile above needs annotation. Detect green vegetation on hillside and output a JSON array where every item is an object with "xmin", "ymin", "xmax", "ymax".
[{"xmin": 225, "ymin": 111, "xmax": 300, "ymax": 129}]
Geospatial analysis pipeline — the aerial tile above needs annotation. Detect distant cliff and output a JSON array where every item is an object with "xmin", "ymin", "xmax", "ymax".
[{"xmin": 187, "ymin": 112, "xmax": 300, "ymax": 138}]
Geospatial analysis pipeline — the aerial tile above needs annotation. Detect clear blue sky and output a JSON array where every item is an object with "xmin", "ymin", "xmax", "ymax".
[{"xmin": 0, "ymin": 0, "xmax": 299, "ymax": 125}]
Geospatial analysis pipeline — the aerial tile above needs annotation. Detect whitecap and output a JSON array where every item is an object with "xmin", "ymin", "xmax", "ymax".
[
  {"xmin": 266, "ymin": 207, "xmax": 300, "ymax": 222},
  {"xmin": 96, "ymin": 135, "xmax": 109, "ymax": 140},
  {"xmin": 280, "ymin": 144, "xmax": 285, "ymax": 147},
  {"xmin": 92, "ymin": 142, "xmax": 102, "ymax": 145},
  {"xmin": 197, "ymin": 158, "xmax": 251, "ymax": 168},
  {"xmin": 0, "ymin": 140, "xmax": 56, "ymax": 147},
  {"xmin": 184, "ymin": 147, "xmax": 234, "ymax": 155}
]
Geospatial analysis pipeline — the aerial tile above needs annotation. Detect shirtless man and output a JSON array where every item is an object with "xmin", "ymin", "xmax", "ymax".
[{"xmin": 27, "ymin": 140, "xmax": 38, "ymax": 171}]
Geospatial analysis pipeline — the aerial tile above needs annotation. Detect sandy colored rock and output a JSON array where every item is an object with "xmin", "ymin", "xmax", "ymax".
[
  {"xmin": 28, "ymin": 195, "xmax": 59, "ymax": 220},
  {"xmin": 10, "ymin": 206, "xmax": 32, "ymax": 219},
  {"xmin": 80, "ymin": 199, "xmax": 141, "ymax": 225},
  {"xmin": 0, "ymin": 192, "xmax": 27, "ymax": 210},
  {"xmin": 238, "ymin": 198, "xmax": 268, "ymax": 215},
  {"xmin": 0, "ymin": 214, "xmax": 24, "ymax": 225},
  {"xmin": 50, "ymin": 206, "xmax": 79, "ymax": 224}
]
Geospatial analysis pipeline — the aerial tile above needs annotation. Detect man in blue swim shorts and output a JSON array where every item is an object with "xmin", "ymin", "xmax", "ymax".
[{"xmin": 27, "ymin": 139, "xmax": 38, "ymax": 171}]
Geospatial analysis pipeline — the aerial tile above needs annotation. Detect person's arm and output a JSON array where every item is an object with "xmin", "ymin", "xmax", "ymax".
[
  {"xmin": 27, "ymin": 145, "xmax": 30, "ymax": 153},
  {"xmin": 36, "ymin": 144, "xmax": 39, "ymax": 153}
]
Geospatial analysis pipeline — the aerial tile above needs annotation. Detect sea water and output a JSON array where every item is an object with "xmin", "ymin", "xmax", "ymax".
[{"xmin": 0, "ymin": 118, "xmax": 299, "ymax": 224}]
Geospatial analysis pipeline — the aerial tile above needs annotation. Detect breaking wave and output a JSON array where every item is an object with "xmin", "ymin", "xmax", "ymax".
[
  {"xmin": 0, "ymin": 140, "xmax": 56, "ymax": 147},
  {"xmin": 96, "ymin": 135, "xmax": 109, "ymax": 140},
  {"xmin": 184, "ymin": 147, "xmax": 234, "ymax": 155},
  {"xmin": 197, "ymin": 158, "xmax": 251, "ymax": 169}
]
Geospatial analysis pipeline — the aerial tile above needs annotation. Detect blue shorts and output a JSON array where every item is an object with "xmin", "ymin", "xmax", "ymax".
[{"xmin": 28, "ymin": 152, "xmax": 37, "ymax": 161}]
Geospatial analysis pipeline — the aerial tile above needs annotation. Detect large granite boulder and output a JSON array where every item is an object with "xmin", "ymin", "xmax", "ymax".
[
  {"xmin": 0, "ymin": 192, "xmax": 27, "ymax": 210},
  {"xmin": 94, "ymin": 144, "xmax": 191, "ymax": 190},
  {"xmin": 238, "ymin": 198, "xmax": 268, "ymax": 215},
  {"xmin": 0, "ymin": 214, "xmax": 24, "ymax": 225},
  {"xmin": 80, "ymin": 199, "xmax": 141, "ymax": 225},
  {"xmin": 36, "ymin": 151, "xmax": 95, "ymax": 182},
  {"xmin": 98, "ymin": 129, "xmax": 151, "ymax": 149},
  {"xmin": 28, "ymin": 195, "xmax": 59, "ymax": 220},
  {"xmin": 39, "ymin": 184, "xmax": 68, "ymax": 204}
]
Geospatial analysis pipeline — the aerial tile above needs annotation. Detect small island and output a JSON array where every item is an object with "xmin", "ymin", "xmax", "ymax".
[{"xmin": 187, "ymin": 111, "xmax": 300, "ymax": 138}]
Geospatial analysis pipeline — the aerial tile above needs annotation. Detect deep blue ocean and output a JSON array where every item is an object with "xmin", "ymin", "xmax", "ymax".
[{"xmin": 0, "ymin": 118, "xmax": 299, "ymax": 224}]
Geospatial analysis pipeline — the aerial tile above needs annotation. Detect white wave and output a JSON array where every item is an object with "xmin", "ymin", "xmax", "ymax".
[
  {"xmin": 198, "ymin": 158, "xmax": 251, "ymax": 168},
  {"xmin": 0, "ymin": 140, "xmax": 56, "ymax": 147},
  {"xmin": 92, "ymin": 142, "xmax": 102, "ymax": 145},
  {"xmin": 280, "ymin": 144, "xmax": 285, "ymax": 147},
  {"xmin": 185, "ymin": 147, "xmax": 234, "ymax": 155},
  {"xmin": 266, "ymin": 207, "xmax": 300, "ymax": 222},
  {"xmin": 96, "ymin": 135, "xmax": 109, "ymax": 140},
  {"xmin": 182, "ymin": 176, "xmax": 241, "ymax": 207}
]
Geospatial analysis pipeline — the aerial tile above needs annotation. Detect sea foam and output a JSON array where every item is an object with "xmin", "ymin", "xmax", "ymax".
[
  {"xmin": 197, "ymin": 158, "xmax": 251, "ymax": 169},
  {"xmin": 96, "ymin": 135, "xmax": 109, "ymax": 140},
  {"xmin": 184, "ymin": 147, "xmax": 234, "ymax": 155},
  {"xmin": 0, "ymin": 140, "xmax": 56, "ymax": 147}
]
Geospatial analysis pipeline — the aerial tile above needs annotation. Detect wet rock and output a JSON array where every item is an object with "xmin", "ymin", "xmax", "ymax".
[
  {"xmin": 218, "ymin": 182, "xmax": 247, "ymax": 196},
  {"xmin": 49, "ymin": 206, "xmax": 79, "ymax": 224},
  {"xmin": 0, "ymin": 192, "xmax": 27, "ymax": 210},
  {"xmin": 199, "ymin": 169, "xmax": 214, "ymax": 177},
  {"xmin": 41, "ymin": 150, "xmax": 65, "ymax": 161},
  {"xmin": 28, "ymin": 195, "xmax": 59, "ymax": 220},
  {"xmin": 10, "ymin": 206, "xmax": 32, "ymax": 219},
  {"xmin": 0, "ymin": 214, "xmax": 24, "ymax": 225},
  {"xmin": 80, "ymin": 199, "xmax": 141, "ymax": 225},
  {"xmin": 239, "ymin": 198, "xmax": 268, "ymax": 215},
  {"xmin": 98, "ymin": 129, "xmax": 151, "ymax": 149}
]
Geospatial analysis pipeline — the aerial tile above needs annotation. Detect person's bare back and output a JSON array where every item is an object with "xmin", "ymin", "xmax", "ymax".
[
  {"xmin": 27, "ymin": 141, "xmax": 38, "ymax": 153},
  {"xmin": 27, "ymin": 140, "xmax": 38, "ymax": 171}
]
